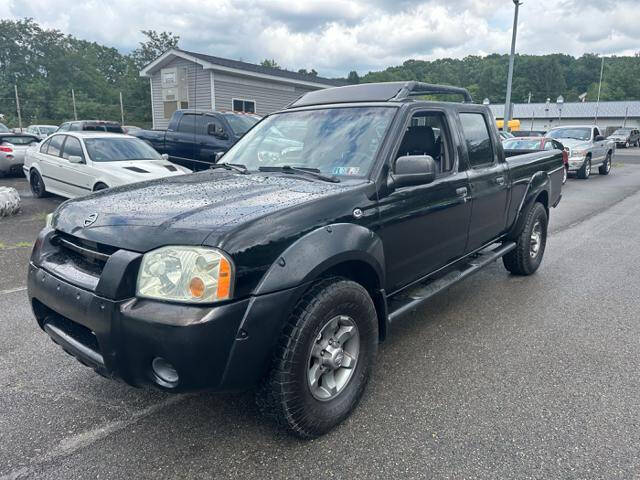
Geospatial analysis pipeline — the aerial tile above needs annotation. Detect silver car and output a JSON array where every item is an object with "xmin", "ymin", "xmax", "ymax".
[
  {"xmin": 0, "ymin": 133, "xmax": 41, "ymax": 176},
  {"xmin": 26, "ymin": 125, "xmax": 58, "ymax": 141},
  {"xmin": 545, "ymin": 125, "xmax": 614, "ymax": 179}
]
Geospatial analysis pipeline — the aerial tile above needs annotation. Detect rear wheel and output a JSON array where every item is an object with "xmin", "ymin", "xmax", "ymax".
[
  {"xmin": 599, "ymin": 152, "xmax": 612, "ymax": 175},
  {"xmin": 93, "ymin": 182, "xmax": 109, "ymax": 191},
  {"xmin": 258, "ymin": 278, "xmax": 378, "ymax": 438},
  {"xmin": 577, "ymin": 157, "xmax": 591, "ymax": 179},
  {"xmin": 29, "ymin": 170, "xmax": 48, "ymax": 198},
  {"xmin": 503, "ymin": 202, "xmax": 548, "ymax": 276}
]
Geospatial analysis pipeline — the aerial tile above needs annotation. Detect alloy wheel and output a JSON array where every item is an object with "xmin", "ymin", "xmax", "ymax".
[
  {"xmin": 307, "ymin": 315, "xmax": 359, "ymax": 401},
  {"xmin": 530, "ymin": 220, "xmax": 543, "ymax": 258}
]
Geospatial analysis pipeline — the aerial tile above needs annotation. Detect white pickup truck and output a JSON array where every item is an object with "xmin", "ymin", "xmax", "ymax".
[{"xmin": 545, "ymin": 125, "xmax": 614, "ymax": 179}]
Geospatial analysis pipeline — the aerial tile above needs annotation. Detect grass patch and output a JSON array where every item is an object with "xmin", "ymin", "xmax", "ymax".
[
  {"xmin": 32, "ymin": 211, "xmax": 49, "ymax": 221},
  {"xmin": 14, "ymin": 241, "xmax": 33, "ymax": 248}
]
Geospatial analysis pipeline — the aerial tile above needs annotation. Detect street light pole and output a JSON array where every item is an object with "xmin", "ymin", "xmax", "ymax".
[{"xmin": 504, "ymin": 0, "xmax": 522, "ymax": 131}]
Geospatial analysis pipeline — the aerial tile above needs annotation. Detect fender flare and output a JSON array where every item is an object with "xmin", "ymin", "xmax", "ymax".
[
  {"xmin": 254, "ymin": 223, "xmax": 385, "ymax": 296},
  {"xmin": 507, "ymin": 171, "xmax": 550, "ymax": 239}
]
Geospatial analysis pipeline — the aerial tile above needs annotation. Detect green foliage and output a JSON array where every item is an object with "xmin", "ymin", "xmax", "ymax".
[
  {"xmin": 361, "ymin": 53, "xmax": 640, "ymax": 104},
  {"xmin": 347, "ymin": 71, "xmax": 360, "ymax": 84},
  {"xmin": 0, "ymin": 19, "xmax": 179, "ymax": 128},
  {"xmin": 260, "ymin": 58, "xmax": 280, "ymax": 69}
]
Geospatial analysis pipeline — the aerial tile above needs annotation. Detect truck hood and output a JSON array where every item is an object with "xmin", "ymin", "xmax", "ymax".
[
  {"xmin": 52, "ymin": 171, "xmax": 351, "ymax": 251},
  {"xmin": 552, "ymin": 138, "xmax": 590, "ymax": 149}
]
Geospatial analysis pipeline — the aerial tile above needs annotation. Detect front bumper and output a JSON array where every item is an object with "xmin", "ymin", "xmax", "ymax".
[
  {"xmin": 568, "ymin": 156, "xmax": 587, "ymax": 172},
  {"xmin": 27, "ymin": 230, "xmax": 305, "ymax": 392}
]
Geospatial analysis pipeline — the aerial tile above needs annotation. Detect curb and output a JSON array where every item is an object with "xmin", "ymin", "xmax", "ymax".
[{"xmin": 0, "ymin": 186, "xmax": 21, "ymax": 217}]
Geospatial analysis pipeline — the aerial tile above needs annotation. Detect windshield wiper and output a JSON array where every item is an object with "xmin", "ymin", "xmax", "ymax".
[
  {"xmin": 210, "ymin": 162, "xmax": 249, "ymax": 174},
  {"xmin": 258, "ymin": 165, "xmax": 340, "ymax": 183}
]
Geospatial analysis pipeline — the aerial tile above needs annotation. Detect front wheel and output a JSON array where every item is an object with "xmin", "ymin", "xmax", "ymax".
[
  {"xmin": 599, "ymin": 152, "xmax": 612, "ymax": 175},
  {"xmin": 258, "ymin": 278, "xmax": 378, "ymax": 438},
  {"xmin": 503, "ymin": 202, "xmax": 548, "ymax": 276},
  {"xmin": 577, "ymin": 157, "xmax": 591, "ymax": 179}
]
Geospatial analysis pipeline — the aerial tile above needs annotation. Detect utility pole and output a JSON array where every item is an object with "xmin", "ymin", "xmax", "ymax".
[
  {"xmin": 504, "ymin": 0, "xmax": 523, "ymax": 131},
  {"xmin": 71, "ymin": 89, "xmax": 78, "ymax": 120},
  {"xmin": 14, "ymin": 85, "xmax": 22, "ymax": 130},
  {"xmin": 119, "ymin": 92, "xmax": 125, "ymax": 125},
  {"xmin": 594, "ymin": 56, "xmax": 605, "ymax": 125}
]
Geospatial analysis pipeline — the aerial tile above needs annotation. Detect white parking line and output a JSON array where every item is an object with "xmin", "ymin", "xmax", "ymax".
[{"xmin": 0, "ymin": 286, "xmax": 27, "ymax": 296}]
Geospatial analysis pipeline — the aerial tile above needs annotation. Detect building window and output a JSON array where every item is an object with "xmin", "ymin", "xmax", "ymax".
[
  {"xmin": 163, "ymin": 100, "xmax": 189, "ymax": 119},
  {"xmin": 232, "ymin": 98, "xmax": 256, "ymax": 113}
]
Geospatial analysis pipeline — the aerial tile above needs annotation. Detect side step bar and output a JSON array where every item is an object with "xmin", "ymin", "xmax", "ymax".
[{"xmin": 387, "ymin": 242, "xmax": 516, "ymax": 322}]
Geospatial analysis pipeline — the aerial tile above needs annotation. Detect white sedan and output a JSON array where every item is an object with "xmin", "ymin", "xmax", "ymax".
[{"xmin": 24, "ymin": 132, "xmax": 191, "ymax": 198}]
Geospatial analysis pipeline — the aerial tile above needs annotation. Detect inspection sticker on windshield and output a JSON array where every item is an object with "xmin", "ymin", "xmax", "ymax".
[{"xmin": 332, "ymin": 166, "xmax": 361, "ymax": 176}]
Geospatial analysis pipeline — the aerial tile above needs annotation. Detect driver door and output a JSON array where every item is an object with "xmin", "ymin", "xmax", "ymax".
[{"xmin": 376, "ymin": 109, "xmax": 472, "ymax": 293}]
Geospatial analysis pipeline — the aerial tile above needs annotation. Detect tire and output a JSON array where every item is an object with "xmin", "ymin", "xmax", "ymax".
[
  {"xmin": 93, "ymin": 182, "xmax": 109, "ymax": 191},
  {"xmin": 577, "ymin": 157, "xmax": 591, "ymax": 179},
  {"xmin": 29, "ymin": 170, "xmax": 48, "ymax": 198},
  {"xmin": 503, "ymin": 202, "xmax": 548, "ymax": 276},
  {"xmin": 599, "ymin": 152, "xmax": 612, "ymax": 175},
  {"xmin": 562, "ymin": 165, "xmax": 568, "ymax": 185},
  {"xmin": 625, "ymin": 140, "xmax": 630, "ymax": 148},
  {"xmin": 258, "ymin": 277, "xmax": 378, "ymax": 439}
]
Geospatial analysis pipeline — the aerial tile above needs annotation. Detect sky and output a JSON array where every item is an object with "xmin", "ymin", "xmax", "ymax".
[{"xmin": 3, "ymin": 0, "xmax": 639, "ymax": 77}]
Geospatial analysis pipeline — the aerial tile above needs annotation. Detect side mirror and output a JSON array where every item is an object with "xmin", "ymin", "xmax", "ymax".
[
  {"xmin": 595, "ymin": 135, "xmax": 605, "ymax": 141},
  {"xmin": 389, "ymin": 155, "xmax": 437, "ymax": 189},
  {"xmin": 207, "ymin": 123, "xmax": 229, "ymax": 140},
  {"xmin": 214, "ymin": 151, "xmax": 224, "ymax": 162},
  {"xmin": 67, "ymin": 155, "xmax": 84, "ymax": 164},
  {"xmin": 161, "ymin": 153, "xmax": 169, "ymax": 161}
]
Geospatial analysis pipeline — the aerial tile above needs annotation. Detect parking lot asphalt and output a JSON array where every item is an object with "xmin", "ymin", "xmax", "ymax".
[{"xmin": 2, "ymin": 151, "xmax": 640, "ymax": 479}]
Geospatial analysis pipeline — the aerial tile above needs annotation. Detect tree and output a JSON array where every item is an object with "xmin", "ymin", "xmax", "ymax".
[
  {"xmin": 347, "ymin": 71, "xmax": 360, "ymax": 84},
  {"xmin": 130, "ymin": 30, "xmax": 180, "ymax": 70},
  {"xmin": 260, "ymin": 58, "xmax": 280, "ymax": 69}
]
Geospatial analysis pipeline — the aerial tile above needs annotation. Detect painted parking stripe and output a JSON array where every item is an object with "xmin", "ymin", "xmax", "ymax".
[{"xmin": 0, "ymin": 286, "xmax": 27, "ymax": 295}]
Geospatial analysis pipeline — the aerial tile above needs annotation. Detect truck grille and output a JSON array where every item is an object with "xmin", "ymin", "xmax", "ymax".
[{"xmin": 53, "ymin": 231, "xmax": 118, "ymax": 266}]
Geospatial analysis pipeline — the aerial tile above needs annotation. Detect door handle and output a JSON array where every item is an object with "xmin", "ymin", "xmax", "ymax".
[
  {"xmin": 495, "ymin": 176, "xmax": 505, "ymax": 185},
  {"xmin": 456, "ymin": 187, "xmax": 468, "ymax": 197}
]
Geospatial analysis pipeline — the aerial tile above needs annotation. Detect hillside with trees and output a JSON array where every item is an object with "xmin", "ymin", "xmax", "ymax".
[{"xmin": 2, "ymin": 18, "xmax": 640, "ymax": 128}]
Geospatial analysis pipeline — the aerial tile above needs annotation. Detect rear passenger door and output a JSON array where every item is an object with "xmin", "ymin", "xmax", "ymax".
[
  {"xmin": 165, "ymin": 113, "xmax": 197, "ymax": 167},
  {"xmin": 459, "ymin": 111, "xmax": 509, "ymax": 252},
  {"xmin": 39, "ymin": 134, "xmax": 69, "ymax": 195}
]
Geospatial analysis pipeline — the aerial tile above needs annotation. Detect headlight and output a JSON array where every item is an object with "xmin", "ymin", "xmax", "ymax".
[
  {"xmin": 571, "ymin": 149, "xmax": 587, "ymax": 157},
  {"xmin": 45, "ymin": 213, "xmax": 54, "ymax": 228},
  {"xmin": 137, "ymin": 246, "xmax": 233, "ymax": 303}
]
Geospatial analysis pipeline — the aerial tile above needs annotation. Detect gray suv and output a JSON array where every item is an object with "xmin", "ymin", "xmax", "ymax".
[{"xmin": 607, "ymin": 128, "xmax": 640, "ymax": 148}]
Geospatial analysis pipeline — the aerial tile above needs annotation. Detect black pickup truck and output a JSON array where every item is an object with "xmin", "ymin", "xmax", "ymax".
[
  {"xmin": 132, "ymin": 109, "xmax": 259, "ymax": 170},
  {"xmin": 28, "ymin": 82, "xmax": 563, "ymax": 438}
]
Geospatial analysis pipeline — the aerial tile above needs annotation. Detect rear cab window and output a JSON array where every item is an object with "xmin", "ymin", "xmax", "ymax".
[{"xmin": 459, "ymin": 112, "xmax": 495, "ymax": 168}]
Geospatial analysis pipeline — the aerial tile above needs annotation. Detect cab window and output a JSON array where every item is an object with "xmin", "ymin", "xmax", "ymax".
[
  {"xmin": 460, "ymin": 113, "xmax": 494, "ymax": 168},
  {"xmin": 46, "ymin": 135, "xmax": 65, "ymax": 157},
  {"xmin": 396, "ymin": 111, "xmax": 454, "ymax": 174},
  {"xmin": 61, "ymin": 136, "xmax": 85, "ymax": 161}
]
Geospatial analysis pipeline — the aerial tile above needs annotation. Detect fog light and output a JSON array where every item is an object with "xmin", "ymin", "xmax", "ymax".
[{"xmin": 152, "ymin": 357, "xmax": 179, "ymax": 386}]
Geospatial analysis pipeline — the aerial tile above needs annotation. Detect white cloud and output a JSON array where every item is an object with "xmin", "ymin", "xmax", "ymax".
[{"xmin": 4, "ymin": 0, "xmax": 640, "ymax": 77}]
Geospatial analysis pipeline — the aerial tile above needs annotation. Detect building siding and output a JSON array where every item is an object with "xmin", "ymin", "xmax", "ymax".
[
  {"xmin": 213, "ymin": 72, "xmax": 314, "ymax": 115},
  {"xmin": 150, "ymin": 57, "xmax": 212, "ymax": 129}
]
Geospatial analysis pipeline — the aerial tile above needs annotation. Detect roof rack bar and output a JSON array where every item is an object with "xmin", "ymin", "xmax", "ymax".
[{"xmin": 391, "ymin": 81, "xmax": 473, "ymax": 103}]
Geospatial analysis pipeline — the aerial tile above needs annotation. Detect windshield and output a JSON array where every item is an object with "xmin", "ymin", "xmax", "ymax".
[
  {"xmin": 503, "ymin": 138, "xmax": 543, "ymax": 150},
  {"xmin": 84, "ymin": 137, "xmax": 162, "ymax": 162},
  {"xmin": 612, "ymin": 129, "xmax": 631, "ymax": 135},
  {"xmin": 221, "ymin": 107, "xmax": 397, "ymax": 177},
  {"xmin": 546, "ymin": 127, "xmax": 591, "ymax": 141},
  {"xmin": 223, "ymin": 114, "xmax": 259, "ymax": 136},
  {"xmin": 0, "ymin": 124, "xmax": 9, "ymax": 133},
  {"xmin": 39, "ymin": 126, "xmax": 57, "ymax": 135}
]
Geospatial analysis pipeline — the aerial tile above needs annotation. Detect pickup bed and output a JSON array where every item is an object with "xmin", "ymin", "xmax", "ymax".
[
  {"xmin": 133, "ymin": 109, "xmax": 259, "ymax": 170},
  {"xmin": 28, "ymin": 81, "xmax": 563, "ymax": 439}
]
